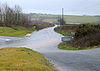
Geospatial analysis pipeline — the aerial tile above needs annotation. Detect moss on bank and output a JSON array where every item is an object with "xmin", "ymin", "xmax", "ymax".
[
  {"xmin": 0, "ymin": 48, "xmax": 56, "ymax": 71},
  {"xmin": 0, "ymin": 27, "xmax": 36, "ymax": 36},
  {"xmin": 58, "ymin": 42, "xmax": 100, "ymax": 50}
]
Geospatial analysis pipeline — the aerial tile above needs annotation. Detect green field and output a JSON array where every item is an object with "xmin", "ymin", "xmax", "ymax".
[
  {"xmin": 0, "ymin": 27, "xmax": 36, "ymax": 36},
  {"xmin": 0, "ymin": 48, "xmax": 56, "ymax": 71},
  {"xmin": 29, "ymin": 14, "xmax": 100, "ymax": 23},
  {"xmin": 64, "ymin": 15, "xmax": 100, "ymax": 23}
]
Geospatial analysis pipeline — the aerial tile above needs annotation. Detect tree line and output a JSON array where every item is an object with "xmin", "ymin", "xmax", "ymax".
[{"xmin": 0, "ymin": 3, "xmax": 31, "ymax": 27}]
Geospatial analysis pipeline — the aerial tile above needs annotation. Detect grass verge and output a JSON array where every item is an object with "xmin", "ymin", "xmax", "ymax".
[
  {"xmin": 0, "ymin": 47, "xmax": 57, "ymax": 71},
  {"xmin": 58, "ymin": 42, "xmax": 100, "ymax": 50},
  {"xmin": 0, "ymin": 27, "xmax": 36, "ymax": 36}
]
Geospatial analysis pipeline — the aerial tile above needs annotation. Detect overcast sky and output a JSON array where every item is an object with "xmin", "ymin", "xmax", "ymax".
[{"xmin": 1, "ymin": 0, "xmax": 100, "ymax": 15}]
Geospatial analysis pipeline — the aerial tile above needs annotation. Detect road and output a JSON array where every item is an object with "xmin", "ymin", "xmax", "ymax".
[{"xmin": 0, "ymin": 26, "xmax": 100, "ymax": 71}]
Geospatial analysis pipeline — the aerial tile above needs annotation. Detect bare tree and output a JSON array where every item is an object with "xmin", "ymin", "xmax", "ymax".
[
  {"xmin": 14, "ymin": 5, "xmax": 22, "ymax": 25},
  {"xmin": 0, "ymin": 3, "xmax": 32, "ymax": 27},
  {"xmin": 0, "ymin": 5, "xmax": 2, "ymax": 22}
]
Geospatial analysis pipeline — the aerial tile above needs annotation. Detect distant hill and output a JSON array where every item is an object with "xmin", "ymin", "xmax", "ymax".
[{"xmin": 26, "ymin": 13, "xmax": 100, "ymax": 23}]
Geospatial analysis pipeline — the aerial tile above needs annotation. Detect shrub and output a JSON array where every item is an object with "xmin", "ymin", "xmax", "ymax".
[
  {"xmin": 74, "ymin": 24, "xmax": 100, "ymax": 39},
  {"xmin": 72, "ymin": 24, "xmax": 100, "ymax": 47}
]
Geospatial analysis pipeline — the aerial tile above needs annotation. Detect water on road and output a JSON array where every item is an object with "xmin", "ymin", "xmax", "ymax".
[{"xmin": 0, "ymin": 26, "xmax": 100, "ymax": 71}]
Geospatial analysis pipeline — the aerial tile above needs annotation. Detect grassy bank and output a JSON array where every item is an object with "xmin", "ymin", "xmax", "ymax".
[
  {"xmin": 0, "ymin": 27, "xmax": 36, "ymax": 37},
  {"xmin": 58, "ymin": 42, "xmax": 100, "ymax": 50},
  {"xmin": 0, "ymin": 22, "xmax": 54, "ymax": 37},
  {"xmin": 54, "ymin": 24, "xmax": 100, "ymax": 50},
  {"xmin": 0, "ymin": 48, "xmax": 56, "ymax": 71}
]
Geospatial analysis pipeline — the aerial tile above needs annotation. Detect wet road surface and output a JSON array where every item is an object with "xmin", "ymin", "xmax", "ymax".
[{"xmin": 0, "ymin": 26, "xmax": 100, "ymax": 71}]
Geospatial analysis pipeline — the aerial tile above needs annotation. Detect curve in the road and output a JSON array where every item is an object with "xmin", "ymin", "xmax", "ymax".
[{"xmin": 0, "ymin": 26, "xmax": 100, "ymax": 71}]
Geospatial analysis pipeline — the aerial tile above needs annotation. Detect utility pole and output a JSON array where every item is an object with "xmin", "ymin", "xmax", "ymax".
[
  {"xmin": 62, "ymin": 8, "xmax": 64, "ymax": 20},
  {"xmin": 61, "ymin": 8, "xmax": 65, "ymax": 25},
  {"xmin": 58, "ymin": 8, "xmax": 65, "ymax": 25}
]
